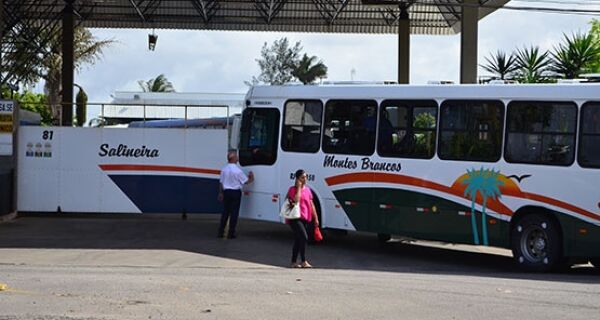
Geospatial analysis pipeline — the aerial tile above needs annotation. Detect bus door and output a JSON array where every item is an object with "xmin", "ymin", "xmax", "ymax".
[{"xmin": 238, "ymin": 107, "xmax": 282, "ymax": 222}]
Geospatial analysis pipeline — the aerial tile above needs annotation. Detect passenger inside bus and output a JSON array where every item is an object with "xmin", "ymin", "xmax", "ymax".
[
  {"xmin": 356, "ymin": 104, "xmax": 377, "ymax": 154},
  {"xmin": 377, "ymin": 110, "xmax": 394, "ymax": 153},
  {"xmin": 322, "ymin": 100, "xmax": 377, "ymax": 155}
]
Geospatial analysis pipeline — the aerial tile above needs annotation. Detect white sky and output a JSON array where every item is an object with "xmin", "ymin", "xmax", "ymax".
[{"xmin": 59, "ymin": 1, "xmax": 600, "ymax": 119}]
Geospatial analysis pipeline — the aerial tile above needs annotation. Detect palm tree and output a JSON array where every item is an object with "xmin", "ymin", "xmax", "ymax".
[
  {"xmin": 515, "ymin": 46, "xmax": 551, "ymax": 83},
  {"xmin": 550, "ymin": 32, "xmax": 600, "ymax": 79},
  {"xmin": 462, "ymin": 168, "xmax": 504, "ymax": 246},
  {"xmin": 292, "ymin": 54, "xmax": 328, "ymax": 85},
  {"xmin": 480, "ymin": 51, "xmax": 519, "ymax": 80},
  {"xmin": 137, "ymin": 74, "xmax": 176, "ymax": 92},
  {"xmin": 43, "ymin": 27, "xmax": 115, "ymax": 123}
]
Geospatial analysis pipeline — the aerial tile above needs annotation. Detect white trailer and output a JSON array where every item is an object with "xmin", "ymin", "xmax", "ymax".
[{"xmin": 17, "ymin": 126, "xmax": 228, "ymax": 214}]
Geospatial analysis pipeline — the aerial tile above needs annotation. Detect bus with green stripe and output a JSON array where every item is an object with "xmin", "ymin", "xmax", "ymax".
[{"xmin": 237, "ymin": 84, "xmax": 600, "ymax": 272}]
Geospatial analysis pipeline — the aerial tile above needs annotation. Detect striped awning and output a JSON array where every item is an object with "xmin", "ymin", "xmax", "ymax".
[{"xmin": 13, "ymin": 0, "xmax": 510, "ymax": 35}]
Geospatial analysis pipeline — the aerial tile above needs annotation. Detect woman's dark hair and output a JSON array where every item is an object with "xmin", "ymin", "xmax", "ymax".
[{"xmin": 294, "ymin": 169, "xmax": 306, "ymax": 180}]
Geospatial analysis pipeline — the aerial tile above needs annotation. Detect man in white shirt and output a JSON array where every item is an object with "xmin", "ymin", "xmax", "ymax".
[{"xmin": 217, "ymin": 150, "xmax": 254, "ymax": 239}]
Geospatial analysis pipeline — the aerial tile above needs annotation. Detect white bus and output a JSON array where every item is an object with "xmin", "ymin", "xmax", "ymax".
[{"xmin": 237, "ymin": 84, "xmax": 600, "ymax": 271}]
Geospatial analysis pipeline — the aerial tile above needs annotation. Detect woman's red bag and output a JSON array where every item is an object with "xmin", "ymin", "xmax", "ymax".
[{"xmin": 314, "ymin": 226, "xmax": 323, "ymax": 242}]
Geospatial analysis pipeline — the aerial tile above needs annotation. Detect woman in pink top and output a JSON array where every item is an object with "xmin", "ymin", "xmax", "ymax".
[{"xmin": 286, "ymin": 169, "xmax": 319, "ymax": 268}]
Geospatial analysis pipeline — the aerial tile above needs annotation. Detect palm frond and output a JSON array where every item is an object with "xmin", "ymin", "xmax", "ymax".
[
  {"xmin": 480, "ymin": 51, "xmax": 519, "ymax": 80},
  {"xmin": 515, "ymin": 46, "xmax": 551, "ymax": 83},
  {"xmin": 292, "ymin": 54, "xmax": 328, "ymax": 84},
  {"xmin": 550, "ymin": 32, "xmax": 600, "ymax": 79}
]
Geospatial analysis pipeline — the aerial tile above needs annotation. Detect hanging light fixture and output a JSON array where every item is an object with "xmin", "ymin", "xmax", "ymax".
[{"xmin": 148, "ymin": 29, "xmax": 158, "ymax": 51}]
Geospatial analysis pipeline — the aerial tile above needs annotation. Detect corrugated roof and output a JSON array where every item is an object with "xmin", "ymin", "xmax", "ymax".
[{"xmin": 18, "ymin": 0, "xmax": 510, "ymax": 35}]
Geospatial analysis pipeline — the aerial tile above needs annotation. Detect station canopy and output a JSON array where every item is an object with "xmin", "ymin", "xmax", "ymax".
[{"xmin": 16, "ymin": 0, "xmax": 509, "ymax": 35}]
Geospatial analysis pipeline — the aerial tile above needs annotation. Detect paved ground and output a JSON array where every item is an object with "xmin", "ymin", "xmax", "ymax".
[{"xmin": 0, "ymin": 214, "xmax": 599, "ymax": 320}]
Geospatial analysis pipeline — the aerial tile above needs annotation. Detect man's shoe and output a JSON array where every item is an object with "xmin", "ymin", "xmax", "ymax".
[
  {"xmin": 227, "ymin": 234, "xmax": 237, "ymax": 239},
  {"xmin": 217, "ymin": 233, "xmax": 224, "ymax": 238}
]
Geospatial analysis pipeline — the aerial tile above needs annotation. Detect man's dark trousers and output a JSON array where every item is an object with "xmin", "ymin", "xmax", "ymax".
[{"xmin": 219, "ymin": 189, "xmax": 242, "ymax": 238}]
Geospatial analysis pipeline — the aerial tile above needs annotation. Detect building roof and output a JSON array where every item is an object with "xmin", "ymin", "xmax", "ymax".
[
  {"xmin": 104, "ymin": 91, "xmax": 245, "ymax": 120},
  {"xmin": 21, "ymin": 0, "xmax": 510, "ymax": 35}
]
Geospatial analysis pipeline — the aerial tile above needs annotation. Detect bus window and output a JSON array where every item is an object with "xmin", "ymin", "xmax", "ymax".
[
  {"xmin": 281, "ymin": 100, "xmax": 323, "ymax": 153},
  {"xmin": 505, "ymin": 101, "xmax": 577, "ymax": 166},
  {"xmin": 322, "ymin": 100, "xmax": 377, "ymax": 156},
  {"xmin": 378, "ymin": 100, "xmax": 437, "ymax": 159},
  {"xmin": 239, "ymin": 108, "xmax": 280, "ymax": 166},
  {"xmin": 578, "ymin": 102, "xmax": 600, "ymax": 168},
  {"xmin": 438, "ymin": 100, "xmax": 504, "ymax": 162}
]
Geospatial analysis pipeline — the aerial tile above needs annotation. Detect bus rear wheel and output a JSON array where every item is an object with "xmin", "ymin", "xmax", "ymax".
[
  {"xmin": 511, "ymin": 213, "xmax": 562, "ymax": 272},
  {"xmin": 590, "ymin": 259, "xmax": 600, "ymax": 268}
]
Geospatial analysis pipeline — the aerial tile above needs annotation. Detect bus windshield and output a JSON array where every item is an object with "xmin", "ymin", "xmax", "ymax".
[{"xmin": 239, "ymin": 107, "xmax": 280, "ymax": 166}]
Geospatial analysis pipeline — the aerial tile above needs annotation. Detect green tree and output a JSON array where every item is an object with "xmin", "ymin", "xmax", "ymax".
[
  {"xmin": 0, "ymin": 87, "xmax": 53, "ymax": 125},
  {"xmin": 480, "ymin": 50, "xmax": 519, "ymax": 80},
  {"xmin": 137, "ymin": 74, "xmax": 176, "ymax": 92},
  {"xmin": 292, "ymin": 54, "xmax": 328, "ymax": 84},
  {"xmin": 3, "ymin": 27, "xmax": 114, "ymax": 124},
  {"xmin": 588, "ymin": 19, "xmax": 600, "ymax": 73},
  {"xmin": 414, "ymin": 112, "xmax": 436, "ymax": 156},
  {"xmin": 550, "ymin": 32, "xmax": 600, "ymax": 79},
  {"xmin": 515, "ymin": 46, "xmax": 552, "ymax": 83},
  {"xmin": 414, "ymin": 112, "xmax": 436, "ymax": 129},
  {"xmin": 39, "ymin": 27, "xmax": 114, "ymax": 124},
  {"xmin": 254, "ymin": 37, "xmax": 302, "ymax": 85}
]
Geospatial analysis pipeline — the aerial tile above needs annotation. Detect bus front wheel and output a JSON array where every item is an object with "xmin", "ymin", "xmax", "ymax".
[{"xmin": 510, "ymin": 214, "xmax": 562, "ymax": 272}]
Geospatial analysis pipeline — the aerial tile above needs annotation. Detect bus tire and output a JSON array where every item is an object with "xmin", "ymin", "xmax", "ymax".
[
  {"xmin": 590, "ymin": 259, "xmax": 600, "ymax": 268},
  {"xmin": 377, "ymin": 233, "xmax": 391, "ymax": 243},
  {"xmin": 510, "ymin": 213, "xmax": 562, "ymax": 272}
]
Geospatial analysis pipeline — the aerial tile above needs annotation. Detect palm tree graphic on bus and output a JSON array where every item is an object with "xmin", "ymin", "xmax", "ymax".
[{"xmin": 461, "ymin": 167, "xmax": 504, "ymax": 246}]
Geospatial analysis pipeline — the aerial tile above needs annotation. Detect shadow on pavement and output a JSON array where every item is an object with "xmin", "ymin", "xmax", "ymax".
[{"xmin": 1, "ymin": 213, "xmax": 598, "ymax": 282}]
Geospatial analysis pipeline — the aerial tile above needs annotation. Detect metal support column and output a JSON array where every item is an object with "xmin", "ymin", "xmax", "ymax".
[
  {"xmin": 460, "ymin": 0, "xmax": 478, "ymax": 84},
  {"xmin": 61, "ymin": 0, "xmax": 75, "ymax": 126},
  {"xmin": 0, "ymin": 0, "xmax": 4, "ymax": 91},
  {"xmin": 398, "ymin": 5, "xmax": 410, "ymax": 84}
]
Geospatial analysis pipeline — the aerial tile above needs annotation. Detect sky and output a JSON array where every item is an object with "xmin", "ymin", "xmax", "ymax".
[{"xmin": 51, "ymin": 1, "xmax": 600, "ymax": 120}]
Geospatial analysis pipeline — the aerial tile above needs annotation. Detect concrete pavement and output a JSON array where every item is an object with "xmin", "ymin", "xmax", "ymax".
[
  {"xmin": 0, "ymin": 213, "xmax": 516, "ymax": 272},
  {"xmin": 1, "ymin": 214, "xmax": 599, "ymax": 320}
]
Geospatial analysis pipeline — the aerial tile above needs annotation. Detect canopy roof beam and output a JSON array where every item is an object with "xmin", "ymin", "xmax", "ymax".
[
  {"xmin": 0, "ymin": 0, "xmax": 63, "ymax": 87},
  {"xmin": 255, "ymin": 0, "xmax": 287, "ymax": 24},
  {"xmin": 313, "ymin": 0, "xmax": 352, "ymax": 25},
  {"xmin": 191, "ymin": 0, "xmax": 220, "ymax": 23},
  {"xmin": 126, "ymin": 0, "xmax": 162, "ymax": 23},
  {"xmin": 128, "ymin": 0, "xmax": 146, "ymax": 22}
]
